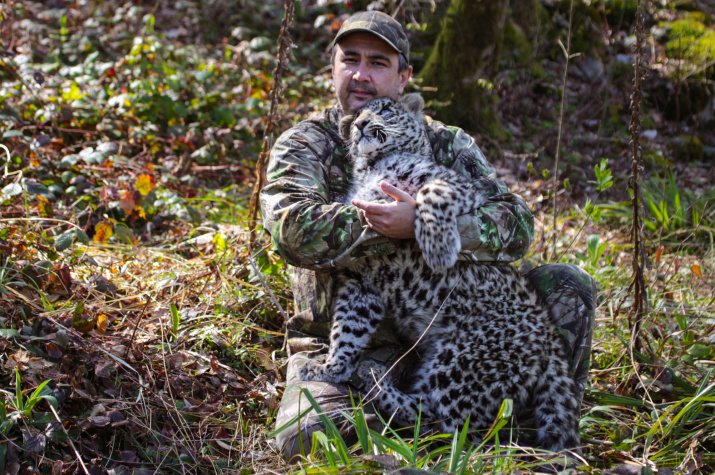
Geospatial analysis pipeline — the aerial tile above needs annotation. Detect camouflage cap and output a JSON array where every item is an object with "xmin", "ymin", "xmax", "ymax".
[{"xmin": 333, "ymin": 11, "xmax": 410, "ymax": 62}]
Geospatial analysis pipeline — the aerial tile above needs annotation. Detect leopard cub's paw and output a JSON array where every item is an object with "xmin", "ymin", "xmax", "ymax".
[
  {"xmin": 297, "ymin": 359, "xmax": 348, "ymax": 383},
  {"xmin": 355, "ymin": 360, "xmax": 388, "ymax": 385},
  {"xmin": 416, "ymin": 218, "xmax": 460, "ymax": 271},
  {"xmin": 421, "ymin": 242, "xmax": 459, "ymax": 271}
]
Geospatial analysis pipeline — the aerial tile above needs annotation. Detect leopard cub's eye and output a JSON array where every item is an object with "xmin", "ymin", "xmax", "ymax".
[{"xmin": 379, "ymin": 108, "xmax": 391, "ymax": 117}]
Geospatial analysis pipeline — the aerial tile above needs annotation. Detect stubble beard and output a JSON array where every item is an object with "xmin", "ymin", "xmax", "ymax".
[{"xmin": 342, "ymin": 81, "xmax": 378, "ymax": 115}]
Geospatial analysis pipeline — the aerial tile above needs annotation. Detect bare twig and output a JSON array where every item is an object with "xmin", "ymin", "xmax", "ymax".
[
  {"xmin": 247, "ymin": 255, "xmax": 289, "ymax": 323},
  {"xmin": 124, "ymin": 298, "xmax": 152, "ymax": 360},
  {"xmin": 48, "ymin": 404, "xmax": 90, "ymax": 475},
  {"xmin": 550, "ymin": 0, "xmax": 578, "ymax": 260},
  {"xmin": 247, "ymin": 0, "xmax": 295, "ymax": 248},
  {"xmin": 362, "ymin": 272, "xmax": 463, "ymax": 402}
]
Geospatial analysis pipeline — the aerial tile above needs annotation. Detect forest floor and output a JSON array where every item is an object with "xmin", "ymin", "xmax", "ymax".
[{"xmin": 1, "ymin": 1, "xmax": 714, "ymax": 474}]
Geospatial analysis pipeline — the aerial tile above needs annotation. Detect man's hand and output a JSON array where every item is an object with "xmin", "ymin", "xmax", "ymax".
[{"xmin": 352, "ymin": 181, "xmax": 416, "ymax": 239}]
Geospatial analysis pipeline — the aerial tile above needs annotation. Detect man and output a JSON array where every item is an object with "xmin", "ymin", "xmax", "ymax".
[{"xmin": 260, "ymin": 11, "xmax": 596, "ymax": 462}]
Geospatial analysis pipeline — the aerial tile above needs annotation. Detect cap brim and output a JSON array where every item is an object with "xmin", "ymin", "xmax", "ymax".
[{"xmin": 333, "ymin": 28, "xmax": 403, "ymax": 56}]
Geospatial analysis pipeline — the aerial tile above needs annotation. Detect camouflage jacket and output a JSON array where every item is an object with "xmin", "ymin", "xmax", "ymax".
[{"xmin": 260, "ymin": 105, "xmax": 534, "ymax": 340}]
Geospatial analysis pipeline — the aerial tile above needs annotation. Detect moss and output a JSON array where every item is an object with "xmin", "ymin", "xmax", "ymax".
[
  {"xmin": 641, "ymin": 113, "xmax": 656, "ymax": 130},
  {"xmin": 502, "ymin": 20, "xmax": 533, "ymax": 66},
  {"xmin": 531, "ymin": 63, "xmax": 546, "ymax": 79},
  {"xmin": 418, "ymin": 0, "xmax": 509, "ymax": 135},
  {"xmin": 661, "ymin": 16, "xmax": 715, "ymax": 76},
  {"xmin": 569, "ymin": 2, "xmax": 606, "ymax": 59},
  {"xmin": 604, "ymin": 0, "xmax": 638, "ymax": 27},
  {"xmin": 668, "ymin": 135, "xmax": 704, "ymax": 161},
  {"xmin": 643, "ymin": 149, "xmax": 674, "ymax": 168}
]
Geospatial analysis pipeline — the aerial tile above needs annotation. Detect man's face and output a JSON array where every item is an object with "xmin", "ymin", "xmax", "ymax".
[{"xmin": 332, "ymin": 32, "xmax": 412, "ymax": 116}]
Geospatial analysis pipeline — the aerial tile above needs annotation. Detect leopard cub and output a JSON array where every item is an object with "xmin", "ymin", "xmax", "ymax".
[{"xmin": 297, "ymin": 94, "xmax": 581, "ymax": 453}]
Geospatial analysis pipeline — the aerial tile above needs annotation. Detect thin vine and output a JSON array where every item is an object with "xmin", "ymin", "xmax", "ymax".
[
  {"xmin": 247, "ymin": 0, "xmax": 295, "ymax": 248},
  {"xmin": 628, "ymin": 0, "xmax": 649, "ymax": 352}
]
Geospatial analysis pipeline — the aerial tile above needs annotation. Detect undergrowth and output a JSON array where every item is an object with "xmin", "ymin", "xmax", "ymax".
[{"xmin": 1, "ymin": 0, "xmax": 714, "ymax": 474}]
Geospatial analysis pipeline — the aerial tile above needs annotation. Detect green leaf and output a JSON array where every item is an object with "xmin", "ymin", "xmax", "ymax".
[
  {"xmin": 687, "ymin": 344, "xmax": 712, "ymax": 359},
  {"xmin": 301, "ymin": 389, "xmax": 350, "ymax": 465},
  {"xmin": 113, "ymin": 223, "xmax": 136, "ymax": 244},
  {"xmin": 449, "ymin": 415, "xmax": 471, "ymax": 473},
  {"xmin": 24, "ymin": 434, "xmax": 45, "ymax": 453},
  {"xmin": 14, "ymin": 369, "xmax": 22, "ymax": 412},
  {"xmin": 170, "ymin": 303, "xmax": 180, "ymax": 336},
  {"xmin": 0, "ymin": 329, "xmax": 20, "ymax": 339},
  {"xmin": 72, "ymin": 301, "xmax": 84, "ymax": 320},
  {"xmin": 75, "ymin": 229, "xmax": 89, "ymax": 245},
  {"xmin": 2, "ymin": 130, "xmax": 23, "ymax": 139},
  {"xmin": 23, "ymin": 380, "xmax": 53, "ymax": 415},
  {"xmin": 54, "ymin": 229, "xmax": 76, "ymax": 252},
  {"xmin": 1, "ymin": 183, "xmax": 23, "ymax": 199},
  {"xmin": 22, "ymin": 180, "xmax": 55, "ymax": 201}
]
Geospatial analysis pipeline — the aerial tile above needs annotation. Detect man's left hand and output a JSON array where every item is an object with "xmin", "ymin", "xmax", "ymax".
[{"xmin": 352, "ymin": 181, "xmax": 416, "ymax": 239}]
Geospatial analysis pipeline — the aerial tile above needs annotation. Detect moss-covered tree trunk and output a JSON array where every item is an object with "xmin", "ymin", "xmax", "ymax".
[{"xmin": 418, "ymin": 0, "xmax": 510, "ymax": 135}]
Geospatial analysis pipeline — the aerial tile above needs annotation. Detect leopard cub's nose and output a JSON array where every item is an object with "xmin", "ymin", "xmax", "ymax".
[{"xmin": 355, "ymin": 119, "xmax": 369, "ymax": 131}]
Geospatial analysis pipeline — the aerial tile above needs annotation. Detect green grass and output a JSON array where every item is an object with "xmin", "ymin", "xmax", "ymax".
[{"xmin": 2, "ymin": 0, "xmax": 714, "ymax": 472}]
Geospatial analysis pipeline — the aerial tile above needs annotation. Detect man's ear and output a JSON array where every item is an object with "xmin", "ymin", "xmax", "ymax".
[
  {"xmin": 401, "ymin": 93, "xmax": 424, "ymax": 115},
  {"xmin": 397, "ymin": 65, "xmax": 412, "ymax": 93},
  {"xmin": 339, "ymin": 115, "xmax": 354, "ymax": 141}
]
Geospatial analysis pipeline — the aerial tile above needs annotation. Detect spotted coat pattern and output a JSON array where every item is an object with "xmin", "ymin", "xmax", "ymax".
[{"xmin": 296, "ymin": 95, "xmax": 581, "ymax": 452}]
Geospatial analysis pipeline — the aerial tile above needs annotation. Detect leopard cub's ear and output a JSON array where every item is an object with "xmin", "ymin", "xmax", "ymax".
[
  {"xmin": 339, "ymin": 115, "xmax": 354, "ymax": 141},
  {"xmin": 400, "ymin": 93, "xmax": 424, "ymax": 115}
]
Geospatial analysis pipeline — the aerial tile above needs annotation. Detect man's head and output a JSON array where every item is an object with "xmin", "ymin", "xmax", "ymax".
[{"xmin": 331, "ymin": 11, "xmax": 413, "ymax": 115}]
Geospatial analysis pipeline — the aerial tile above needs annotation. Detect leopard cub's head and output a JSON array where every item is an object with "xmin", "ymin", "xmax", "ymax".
[{"xmin": 340, "ymin": 93, "xmax": 429, "ymax": 167}]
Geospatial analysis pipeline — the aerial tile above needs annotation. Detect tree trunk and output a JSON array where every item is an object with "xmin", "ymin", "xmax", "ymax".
[{"xmin": 418, "ymin": 0, "xmax": 510, "ymax": 135}]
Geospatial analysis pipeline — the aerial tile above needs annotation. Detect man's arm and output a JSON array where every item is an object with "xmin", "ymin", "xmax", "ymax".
[
  {"xmin": 262, "ymin": 117, "xmax": 533, "ymax": 268},
  {"xmin": 260, "ymin": 122, "xmax": 396, "ymax": 270},
  {"xmin": 437, "ymin": 124, "xmax": 534, "ymax": 262}
]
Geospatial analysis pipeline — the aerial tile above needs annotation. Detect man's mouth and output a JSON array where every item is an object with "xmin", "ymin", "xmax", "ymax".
[{"xmin": 347, "ymin": 82, "xmax": 376, "ymax": 99}]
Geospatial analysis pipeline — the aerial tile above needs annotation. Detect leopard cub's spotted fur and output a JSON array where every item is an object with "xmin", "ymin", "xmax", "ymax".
[{"xmin": 297, "ymin": 94, "xmax": 581, "ymax": 452}]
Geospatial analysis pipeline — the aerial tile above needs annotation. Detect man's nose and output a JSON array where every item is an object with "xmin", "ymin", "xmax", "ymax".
[{"xmin": 352, "ymin": 63, "xmax": 370, "ymax": 82}]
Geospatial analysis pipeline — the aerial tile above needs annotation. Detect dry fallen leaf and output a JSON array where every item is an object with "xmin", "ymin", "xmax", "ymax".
[
  {"xmin": 93, "ymin": 222, "xmax": 113, "ymax": 243},
  {"xmin": 135, "ymin": 174, "xmax": 156, "ymax": 196},
  {"xmin": 46, "ymin": 342, "xmax": 63, "ymax": 359},
  {"xmin": 96, "ymin": 314, "xmax": 109, "ymax": 332}
]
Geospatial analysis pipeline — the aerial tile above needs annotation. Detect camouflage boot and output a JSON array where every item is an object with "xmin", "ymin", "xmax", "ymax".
[
  {"xmin": 523, "ymin": 262, "xmax": 597, "ymax": 402},
  {"xmin": 274, "ymin": 334, "xmax": 412, "ymax": 462}
]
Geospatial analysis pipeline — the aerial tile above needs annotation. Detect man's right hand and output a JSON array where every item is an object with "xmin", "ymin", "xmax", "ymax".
[{"xmin": 352, "ymin": 181, "xmax": 416, "ymax": 239}]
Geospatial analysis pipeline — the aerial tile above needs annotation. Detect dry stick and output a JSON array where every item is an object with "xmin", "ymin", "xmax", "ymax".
[
  {"xmin": 247, "ymin": 255, "xmax": 289, "ymax": 323},
  {"xmin": 124, "ymin": 298, "xmax": 152, "ymax": 360},
  {"xmin": 362, "ymin": 272, "xmax": 464, "ymax": 403},
  {"xmin": 628, "ymin": 0, "xmax": 648, "ymax": 353},
  {"xmin": 550, "ymin": 0, "xmax": 577, "ymax": 261},
  {"xmin": 0, "ymin": 217, "xmax": 83, "ymax": 229},
  {"xmin": 247, "ymin": 0, "xmax": 295, "ymax": 248},
  {"xmin": 48, "ymin": 404, "xmax": 91, "ymax": 475}
]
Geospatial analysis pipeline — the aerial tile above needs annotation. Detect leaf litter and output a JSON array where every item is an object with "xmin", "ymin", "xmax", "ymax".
[{"xmin": 1, "ymin": 0, "xmax": 715, "ymax": 473}]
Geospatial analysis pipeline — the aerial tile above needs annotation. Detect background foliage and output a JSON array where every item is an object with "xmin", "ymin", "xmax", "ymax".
[{"xmin": 0, "ymin": 0, "xmax": 714, "ymax": 473}]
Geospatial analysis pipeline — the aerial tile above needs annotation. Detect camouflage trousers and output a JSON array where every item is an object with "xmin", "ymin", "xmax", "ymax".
[{"xmin": 273, "ymin": 263, "xmax": 597, "ymax": 462}]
